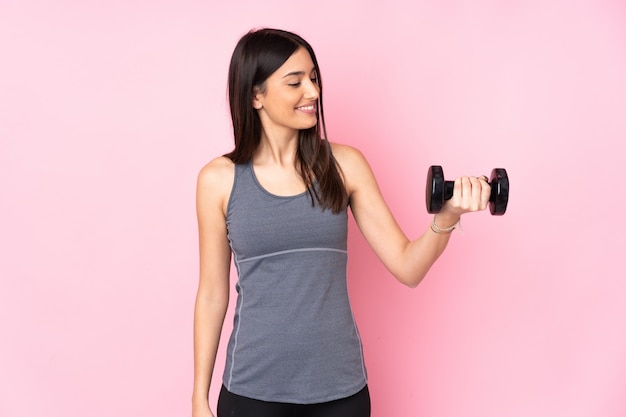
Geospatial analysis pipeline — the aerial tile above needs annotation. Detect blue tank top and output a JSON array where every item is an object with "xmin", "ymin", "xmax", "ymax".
[{"xmin": 223, "ymin": 161, "xmax": 367, "ymax": 404}]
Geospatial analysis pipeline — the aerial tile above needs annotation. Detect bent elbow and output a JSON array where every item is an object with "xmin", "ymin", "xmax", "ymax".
[{"xmin": 395, "ymin": 273, "xmax": 426, "ymax": 289}]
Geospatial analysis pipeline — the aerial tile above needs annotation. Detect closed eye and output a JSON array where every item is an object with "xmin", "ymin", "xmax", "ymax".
[{"xmin": 288, "ymin": 78, "xmax": 318, "ymax": 88}]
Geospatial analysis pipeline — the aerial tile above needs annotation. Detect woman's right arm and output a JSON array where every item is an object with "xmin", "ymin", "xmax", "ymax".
[{"xmin": 192, "ymin": 157, "xmax": 234, "ymax": 417}]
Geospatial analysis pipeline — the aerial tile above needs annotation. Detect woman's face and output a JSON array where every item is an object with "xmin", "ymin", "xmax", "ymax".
[{"xmin": 253, "ymin": 47, "xmax": 320, "ymax": 136}]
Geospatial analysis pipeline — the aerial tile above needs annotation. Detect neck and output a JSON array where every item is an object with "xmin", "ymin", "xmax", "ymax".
[{"xmin": 255, "ymin": 128, "xmax": 299, "ymax": 167}]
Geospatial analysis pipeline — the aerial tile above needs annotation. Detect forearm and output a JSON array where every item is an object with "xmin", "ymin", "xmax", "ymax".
[
  {"xmin": 192, "ymin": 295, "xmax": 228, "ymax": 406},
  {"xmin": 393, "ymin": 212, "xmax": 460, "ymax": 288}
]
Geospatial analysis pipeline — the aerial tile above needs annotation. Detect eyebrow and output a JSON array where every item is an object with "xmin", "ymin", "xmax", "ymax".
[{"xmin": 282, "ymin": 69, "xmax": 317, "ymax": 78}]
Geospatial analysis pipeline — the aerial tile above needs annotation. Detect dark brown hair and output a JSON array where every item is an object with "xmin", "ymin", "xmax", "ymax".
[{"xmin": 224, "ymin": 28, "xmax": 347, "ymax": 213}]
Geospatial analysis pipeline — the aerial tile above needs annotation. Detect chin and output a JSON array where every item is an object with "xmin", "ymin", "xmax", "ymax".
[{"xmin": 298, "ymin": 120, "xmax": 318, "ymax": 130}]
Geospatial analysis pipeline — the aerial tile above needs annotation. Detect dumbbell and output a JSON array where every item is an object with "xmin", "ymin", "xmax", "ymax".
[{"xmin": 425, "ymin": 165, "xmax": 509, "ymax": 215}]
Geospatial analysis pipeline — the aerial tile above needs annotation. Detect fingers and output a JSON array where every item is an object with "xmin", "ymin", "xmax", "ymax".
[
  {"xmin": 479, "ymin": 176, "xmax": 491, "ymax": 210},
  {"xmin": 447, "ymin": 175, "xmax": 490, "ymax": 213}
]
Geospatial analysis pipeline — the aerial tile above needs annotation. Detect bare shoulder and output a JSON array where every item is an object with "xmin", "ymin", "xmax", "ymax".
[
  {"xmin": 330, "ymin": 142, "xmax": 369, "ymax": 171},
  {"xmin": 197, "ymin": 156, "xmax": 235, "ymax": 210},
  {"xmin": 330, "ymin": 142, "xmax": 376, "ymax": 195},
  {"xmin": 198, "ymin": 156, "xmax": 234, "ymax": 183}
]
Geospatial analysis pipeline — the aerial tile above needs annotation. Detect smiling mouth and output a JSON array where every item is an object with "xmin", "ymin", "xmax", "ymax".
[{"xmin": 296, "ymin": 104, "xmax": 316, "ymax": 112}]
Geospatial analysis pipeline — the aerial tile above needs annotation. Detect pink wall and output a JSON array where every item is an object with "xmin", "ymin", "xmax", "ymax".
[{"xmin": 1, "ymin": 1, "xmax": 625, "ymax": 416}]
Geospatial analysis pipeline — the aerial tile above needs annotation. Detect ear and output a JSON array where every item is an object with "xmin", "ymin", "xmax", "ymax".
[{"xmin": 252, "ymin": 87, "xmax": 263, "ymax": 110}]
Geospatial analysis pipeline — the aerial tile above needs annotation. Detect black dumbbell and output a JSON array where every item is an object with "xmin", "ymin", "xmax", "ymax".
[{"xmin": 425, "ymin": 165, "xmax": 509, "ymax": 215}]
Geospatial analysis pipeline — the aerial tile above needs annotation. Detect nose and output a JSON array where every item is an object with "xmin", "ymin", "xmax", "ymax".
[{"xmin": 304, "ymin": 79, "xmax": 319, "ymax": 100}]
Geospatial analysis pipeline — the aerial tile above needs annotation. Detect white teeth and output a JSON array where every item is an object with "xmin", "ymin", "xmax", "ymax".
[{"xmin": 298, "ymin": 105, "xmax": 315, "ymax": 111}]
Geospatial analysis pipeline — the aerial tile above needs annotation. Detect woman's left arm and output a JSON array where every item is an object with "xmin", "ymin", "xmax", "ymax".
[{"xmin": 332, "ymin": 143, "xmax": 491, "ymax": 288}]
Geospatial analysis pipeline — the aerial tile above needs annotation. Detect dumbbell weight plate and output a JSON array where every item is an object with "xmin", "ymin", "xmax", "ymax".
[
  {"xmin": 426, "ymin": 165, "xmax": 445, "ymax": 214},
  {"xmin": 489, "ymin": 168, "xmax": 509, "ymax": 215}
]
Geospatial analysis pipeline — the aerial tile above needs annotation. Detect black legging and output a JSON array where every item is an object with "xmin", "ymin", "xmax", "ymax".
[{"xmin": 217, "ymin": 385, "xmax": 371, "ymax": 417}]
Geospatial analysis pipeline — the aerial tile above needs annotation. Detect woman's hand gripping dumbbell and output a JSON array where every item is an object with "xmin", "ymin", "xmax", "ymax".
[{"xmin": 425, "ymin": 165, "xmax": 509, "ymax": 216}]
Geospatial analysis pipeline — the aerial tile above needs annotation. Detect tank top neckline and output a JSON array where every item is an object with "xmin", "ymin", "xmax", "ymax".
[{"xmin": 247, "ymin": 160, "xmax": 313, "ymax": 199}]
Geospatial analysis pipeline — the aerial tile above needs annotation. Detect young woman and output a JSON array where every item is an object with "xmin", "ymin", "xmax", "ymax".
[{"xmin": 192, "ymin": 28, "xmax": 491, "ymax": 417}]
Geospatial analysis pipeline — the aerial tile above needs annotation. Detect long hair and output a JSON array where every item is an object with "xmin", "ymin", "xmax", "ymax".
[{"xmin": 224, "ymin": 28, "xmax": 347, "ymax": 213}]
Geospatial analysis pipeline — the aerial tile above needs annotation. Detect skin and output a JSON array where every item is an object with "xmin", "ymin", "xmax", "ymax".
[{"xmin": 192, "ymin": 47, "xmax": 491, "ymax": 417}]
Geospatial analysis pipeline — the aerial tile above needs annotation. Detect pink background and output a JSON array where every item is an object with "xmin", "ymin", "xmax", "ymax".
[{"xmin": 2, "ymin": 1, "xmax": 626, "ymax": 416}]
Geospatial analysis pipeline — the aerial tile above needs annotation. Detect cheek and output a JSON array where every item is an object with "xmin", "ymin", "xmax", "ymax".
[
  {"xmin": 263, "ymin": 87, "xmax": 299, "ymax": 116},
  {"xmin": 278, "ymin": 90, "xmax": 297, "ymax": 105}
]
